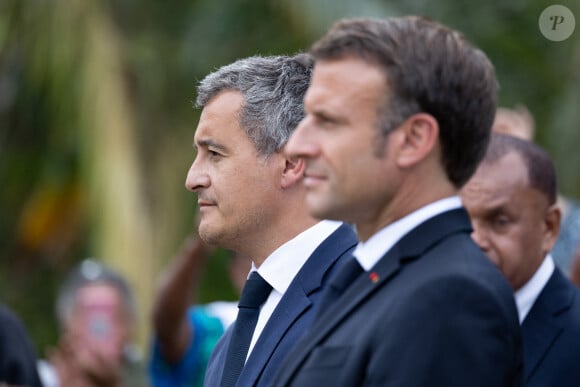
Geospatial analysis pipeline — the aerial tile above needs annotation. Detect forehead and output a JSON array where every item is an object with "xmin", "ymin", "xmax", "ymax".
[
  {"xmin": 76, "ymin": 283, "xmax": 122, "ymax": 308},
  {"xmin": 461, "ymin": 152, "xmax": 529, "ymax": 208},
  {"xmin": 195, "ymin": 90, "xmax": 246, "ymax": 141},
  {"xmin": 307, "ymin": 57, "xmax": 386, "ymax": 109}
]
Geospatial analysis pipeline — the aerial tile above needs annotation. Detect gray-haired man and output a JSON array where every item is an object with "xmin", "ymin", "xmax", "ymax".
[{"xmin": 179, "ymin": 54, "xmax": 357, "ymax": 387}]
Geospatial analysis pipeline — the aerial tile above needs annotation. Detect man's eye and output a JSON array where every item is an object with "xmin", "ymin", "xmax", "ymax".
[
  {"xmin": 313, "ymin": 114, "xmax": 336, "ymax": 127},
  {"xmin": 493, "ymin": 216, "xmax": 510, "ymax": 227},
  {"xmin": 208, "ymin": 149, "xmax": 222, "ymax": 159}
]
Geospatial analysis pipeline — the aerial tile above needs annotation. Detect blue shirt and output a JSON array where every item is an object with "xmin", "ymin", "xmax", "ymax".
[{"xmin": 149, "ymin": 303, "xmax": 236, "ymax": 387}]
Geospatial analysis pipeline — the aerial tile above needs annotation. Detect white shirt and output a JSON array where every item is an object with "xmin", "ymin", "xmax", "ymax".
[
  {"xmin": 353, "ymin": 196, "xmax": 462, "ymax": 270},
  {"xmin": 515, "ymin": 254, "xmax": 555, "ymax": 324},
  {"xmin": 246, "ymin": 220, "xmax": 342, "ymax": 359},
  {"xmin": 205, "ymin": 301, "xmax": 238, "ymax": 329}
]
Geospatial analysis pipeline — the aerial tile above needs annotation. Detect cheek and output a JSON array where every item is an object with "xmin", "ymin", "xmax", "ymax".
[
  {"xmin": 492, "ymin": 232, "xmax": 527, "ymax": 273},
  {"xmin": 228, "ymin": 168, "xmax": 278, "ymax": 215},
  {"xmin": 485, "ymin": 250, "xmax": 502, "ymax": 267}
]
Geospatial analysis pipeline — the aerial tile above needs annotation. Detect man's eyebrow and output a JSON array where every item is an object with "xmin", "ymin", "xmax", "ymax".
[
  {"xmin": 195, "ymin": 139, "xmax": 228, "ymax": 152},
  {"xmin": 482, "ymin": 203, "xmax": 509, "ymax": 218},
  {"xmin": 311, "ymin": 107, "xmax": 347, "ymax": 124}
]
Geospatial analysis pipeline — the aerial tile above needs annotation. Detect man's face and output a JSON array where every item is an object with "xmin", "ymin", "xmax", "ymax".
[
  {"xmin": 460, "ymin": 152, "xmax": 559, "ymax": 290},
  {"xmin": 70, "ymin": 283, "xmax": 130, "ymax": 363},
  {"xmin": 285, "ymin": 57, "xmax": 399, "ymax": 238},
  {"xmin": 185, "ymin": 90, "xmax": 282, "ymax": 250}
]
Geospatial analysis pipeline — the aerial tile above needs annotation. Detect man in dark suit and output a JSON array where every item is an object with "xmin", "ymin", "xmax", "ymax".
[
  {"xmin": 181, "ymin": 54, "xmax": 357, "ymax": 387},
  {"xmin": 0, "ymin": 304, "xmax": 43, "ymax": 387},
  {"xmin": 275, "ymin": 16, "xmax": 522, "ymax": 386},
  {"xmin": 461, "ymin": 133, "xmax": 580, "ymax": 387}
]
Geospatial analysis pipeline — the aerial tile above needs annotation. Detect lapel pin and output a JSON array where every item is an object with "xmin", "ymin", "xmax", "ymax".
[{"xmin": 369, "ymin": 272, "xmax": 380, "ymax": 283}]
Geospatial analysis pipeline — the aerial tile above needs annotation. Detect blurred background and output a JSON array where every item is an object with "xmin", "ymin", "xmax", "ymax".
[{"xmin": 1, "ymin": 0, "xmax": 579, "ymax": 358}]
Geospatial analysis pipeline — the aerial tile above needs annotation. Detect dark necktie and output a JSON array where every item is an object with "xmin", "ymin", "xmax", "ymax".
[
  {"xmin": 316, "ymin": 257, "xmax": 364, "ymax": 319},
  {"xmin": 220, "ymin": 271, "xmax": 272, "ymax": 387}
]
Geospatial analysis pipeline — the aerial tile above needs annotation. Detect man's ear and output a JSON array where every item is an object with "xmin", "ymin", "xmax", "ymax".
[
  {"xmin": 396, "ymin": 113, "xmax": 439, "ymax": 168},
  {"xmin": 281, "ymin": 157, "xmax": 305, "ymax": 189},
  {"xmin": 542, "ymin": 203, "xmax": 561, "ymax": 253}
]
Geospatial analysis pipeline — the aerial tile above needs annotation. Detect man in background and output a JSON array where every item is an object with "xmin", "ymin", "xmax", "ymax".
[
  {"xmin": 38, "ymin": 259, "xmax": 147, "ymax": 387},
  {"xmin": 461, "ymin": 133, "xmax": 580, "ymax": 387},
  {"xmin": 492, "ymin": 105, "xmax": 580, "ymax": 280}
]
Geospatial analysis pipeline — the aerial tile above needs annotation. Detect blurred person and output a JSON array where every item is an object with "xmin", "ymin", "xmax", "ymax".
[
  {"xmin": 275, "ymin": 16, "xmax": 521, "ymax": 386},
  {"xmin": 185, "ymin": 54, "xmax": 358, "ymax": 387},
  {"xmin": 492, "ymin": 105, "xmax": 580, "ymax": 277},
  {"xmin": 149, "ymin": 234, "xmax": 250, "ymax": 387},
  {"xmin": 571, "ymin": 247, "xmax": 580, "ymax": 286},
  {"xmin": 38, "ymin": 259, "xmax": 147, "ymax": 387},
  {"xmin": 0, "ymin": 303, "xmax": 43, "ymax": 387},
  {"xmin": 461, "ymin": 133, "xmax": 580, "ymax": 387},
  {"xmin": 492, "ymin": 105, "xmax": 535, "ymax": 140}
]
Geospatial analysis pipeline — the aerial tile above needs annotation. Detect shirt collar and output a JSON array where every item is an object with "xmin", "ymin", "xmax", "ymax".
[
  {"xmin": 515, "ymin": 254, "xmax": 555, "ymax": 324},
  {"xmin": 353, "ymin": 196, "xmax": 462, "ymax": 271},
  {"xmin": 251, "ymin": 220, "xmax": 343, "ymax": 295}
]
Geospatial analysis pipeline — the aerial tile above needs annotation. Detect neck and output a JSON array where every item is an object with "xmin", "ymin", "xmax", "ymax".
[
  {"xmin": 356, "ymin": 171, "xmax": 456, "ymax": 242},
  {"xmin": 244, "ymin": 210, "xmax": 319, "ymax": 267}
]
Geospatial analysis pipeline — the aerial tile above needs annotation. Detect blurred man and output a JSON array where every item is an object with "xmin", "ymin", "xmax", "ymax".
[
  {"xmin": 38, "ymin": 259, "xmax": 147, "ymax": 387},
  {"xmin": 492, "ymin": 105, "xmax": 535, "ymax": 140},
  {"xmin": 185, "ymin": 54, "xmax": 357, "ymax": 387},
  {"xmin": 492, "ymin": 105, "xmax": 580, "ymax": 279},
  {"xmin": 275, "ymin": 16, "xmax": 521, "ymax": 386},
  {"xmin": 461, "ymin": 134, "xmax": 580, "ymax": 387},
  {"xmin": 0, "ymin": 304, "xmax": 43, "ymax": 387}
]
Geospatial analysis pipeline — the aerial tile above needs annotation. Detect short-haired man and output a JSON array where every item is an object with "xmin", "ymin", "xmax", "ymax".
[
  {"xmin": 461, "ymin": 133, "xmax": 580, "ymax": 387},
  {"xmin": 275, "ymin": 16, "xmax": 521, "ymax": 386},
  {"xmin": 38, "ymin": 259, "xmax": 145, "ymax": 387},
  {"xmin": 184, "ymin": 54, "xmax": 357, "ymax": 387}
]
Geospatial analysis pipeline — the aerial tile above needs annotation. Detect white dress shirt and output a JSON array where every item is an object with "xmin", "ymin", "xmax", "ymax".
[
  {"xmin": 246, "ymin": 220, "xmax": 342, "ymax": 359},
  {"xmin": 353, "ymin": 196, "xmax": 462, "ymax": 271},
  {"xmin": 515, "ymin": 254, "xmax": 555, "ymax": 324}
]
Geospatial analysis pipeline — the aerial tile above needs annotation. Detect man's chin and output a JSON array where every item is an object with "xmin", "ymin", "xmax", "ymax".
[
  {"xmin": 306, "ymin": 196, "xmax": 337, "ymax": 220},
  {"xmin": 198, "ymin": 225, "xmax": 219, "ymax": 246}
]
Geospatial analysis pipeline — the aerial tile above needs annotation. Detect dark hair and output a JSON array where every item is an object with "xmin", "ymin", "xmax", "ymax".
[
  {"xmin": 483, "ymin": 133, "xmax": 557, "ymax": 205},
  {"xmin": 196, "ymin": 54, "xmax": 314, "ymax": 157},
  {"xmin": 309, "ymin": 16, "xmax": 498, "ymax": 187}
]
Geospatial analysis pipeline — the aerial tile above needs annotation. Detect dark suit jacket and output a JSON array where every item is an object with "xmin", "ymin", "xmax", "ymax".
[
  {"xmin": 274, "ymin": 208, "xmax": 522, "ymax": 387},
  {"xmin": 203, "ymin": 223, "xmax": 357, "ymax": 387},
  {"xmin": 0, "ymin": 304, "xmax": 43, "ymax": 387},
  {"xmin": 522, "ymin": 267, "xmax": 580, "ymax": 387}
]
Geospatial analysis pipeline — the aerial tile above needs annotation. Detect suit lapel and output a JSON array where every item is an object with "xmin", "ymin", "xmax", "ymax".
[
  {"xmin": 315, "ymin": 208, "xmax": 472, "ymax": 336},
  {"xmin": 276, "ymin": 208, "xmax": 473, "ymax": 384},
  {"xmin": 237, "ymin": 223, "xmax": 357, "ymax": 386},
  {"xmin": 521, "ymin": 269, "xmax": 574, "ymax": 382}
]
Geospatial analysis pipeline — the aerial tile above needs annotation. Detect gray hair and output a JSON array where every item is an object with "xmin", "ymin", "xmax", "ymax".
[
  {"xmin": 196, "ymin": 54, "xmax": 314, "ymax": 157},
  {"xmin": 56, "ymin": 259, "xmax": 136, "ymax": 329}
]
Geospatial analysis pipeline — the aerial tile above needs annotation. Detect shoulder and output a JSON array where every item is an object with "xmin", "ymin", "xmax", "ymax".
[
  {"xmin": 297, "ymin": 223, "xmax": 358, "ymax": 292},
  {"xmin": 0, "ymin": 304, "xmax": 34, "ymax": 346}
]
